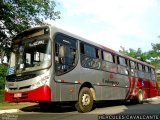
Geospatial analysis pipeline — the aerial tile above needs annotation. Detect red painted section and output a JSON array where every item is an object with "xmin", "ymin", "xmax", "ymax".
[
  {"xmin": 149, "ymin": 80, "xmax": 159, "ymax": 97},
  {"xmin": 100, "ymin": 45, "xmax": 116, "ymax": 54},
  {"xmin": 5, "ymin": 85, "xmax": 51, "ymax": 102},
  {"xmin": 125, "ymin": 76, "xmax": 131, "ymax": 100},
  {"xmin": 126, "ymin": 76, "xmax": 137, "ymax": 100}
]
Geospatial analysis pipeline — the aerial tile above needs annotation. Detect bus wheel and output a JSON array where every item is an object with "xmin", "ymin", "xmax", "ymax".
[
  {"xmin": 137, "ymin": 89, "xmax": 144, "ymax": 104},
  {"xmin": 75, "ymin": 87, "xmax": 94, "ymax": 113}
]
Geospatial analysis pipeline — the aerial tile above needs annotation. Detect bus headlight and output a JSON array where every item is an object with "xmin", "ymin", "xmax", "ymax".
[{"xmin": 31, "ymin": 76, "xmax": 49, "ymax": 90}]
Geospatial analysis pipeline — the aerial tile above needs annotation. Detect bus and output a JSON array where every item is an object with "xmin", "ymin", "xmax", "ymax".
[{"xmin": 4, "ymin": 25, "xmax": 159, "ymax": 113}]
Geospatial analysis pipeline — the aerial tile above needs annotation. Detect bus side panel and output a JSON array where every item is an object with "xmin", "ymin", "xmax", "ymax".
[
  {"xmin": 53, "ymin": 67, "xmax": 80, "ymax": 102},
  {"xmin": 79, "ymin": 67, "xmax": 129, "ymax": 101},
  {"xmin": 150, "ymin": 80, "xmax": 159, "ymax": 97},
  {"xmin": 143, "ymin": 72, "xmax": 151, "ymax": 98},
  {"xmin": 143, "ymin": 79, "xmax": 150, "ymax": 99},
  {"xmin": 149, "ymin": 72, "xmax": 159, "ymax": 97}
]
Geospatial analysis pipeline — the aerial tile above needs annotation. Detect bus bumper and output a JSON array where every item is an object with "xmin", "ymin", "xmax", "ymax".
[{"xmin": 4, "ymin": 85, "xmax": 51, "ymax": 102}]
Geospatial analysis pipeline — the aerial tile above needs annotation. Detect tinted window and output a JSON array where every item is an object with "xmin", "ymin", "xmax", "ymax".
[
  {"xmin": 103, "ymin": 51, "xmax": 113, "ymax": 62},
  {"xmin": 130, "ymin": 61, "xmax": 136, "ymax": 69},
  {"xmin": 145, "ymin": 66, "xmax": 149, "ymax": 73},
  {"xmin": 55, "ymin": 34, "xmax": 77, "ymax": 75},
  {"xmin": 138, "ymin": 64, "xmax": 143, "ymax": 71},
  {"xmin": 118, "ymin": 57, "xmax": 127, "ymax": 66},
  {"xmin": 80, "ymin": 42, "xmax": 101, "ymax": 69}
]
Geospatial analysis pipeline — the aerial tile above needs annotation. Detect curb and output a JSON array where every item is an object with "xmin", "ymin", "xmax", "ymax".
[
  {"xmin": 145, "ymin": 96, "xmax": 160, "ymax": 101},
  {"xmin": 0, "ymin": 109, "xmax": 19, "ymax": 114}
]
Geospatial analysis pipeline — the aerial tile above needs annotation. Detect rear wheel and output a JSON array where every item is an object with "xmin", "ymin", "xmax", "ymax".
[
  {"xmin": 137, "ymin": 89, "xmax": 144, "ymax": 104},
  {"xmin": 75, "ymin": 87, "xmax": 94, "ymax": 113},
  {"xmin": 130, "ymin": 89, "xmax": 144, "ymax": 104}
]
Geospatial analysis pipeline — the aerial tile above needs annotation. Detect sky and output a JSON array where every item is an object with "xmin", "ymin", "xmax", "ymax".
[{"xmin": 48, "ymin": 0, "xmax": 160, "ymax": 52}]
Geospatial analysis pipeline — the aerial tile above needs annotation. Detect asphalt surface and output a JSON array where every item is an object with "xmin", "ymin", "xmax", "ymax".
[{"xmin": 0, "ymin": 97, "xmax": 160, "ymax": 120}]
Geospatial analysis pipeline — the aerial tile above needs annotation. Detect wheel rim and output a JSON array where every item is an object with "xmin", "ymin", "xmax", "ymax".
[
  {"xmin": 82, "ymin": 93, "xmax": 91, "ymax": 106},
  {"xmin": 139, "ymin": 92, "xmax": 143, "ymax": 101}
]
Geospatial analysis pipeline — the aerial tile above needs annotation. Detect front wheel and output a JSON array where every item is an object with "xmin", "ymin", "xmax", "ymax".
[{"xmin": 75, "ymin": 87, "xmax": 94, "ymax": 113}]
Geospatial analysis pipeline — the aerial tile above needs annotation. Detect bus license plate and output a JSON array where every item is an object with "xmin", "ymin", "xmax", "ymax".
[{"xmin": 14, "ymin": 93, "xmax": 22, "ymax": 98}]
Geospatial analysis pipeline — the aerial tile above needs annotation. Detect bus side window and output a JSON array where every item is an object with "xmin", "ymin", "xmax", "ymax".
[
  {"xmin": 130, "ymin": 60, "xmax": 136, "ymax": 76},
  {"xmin": 101, "ymin": 51, "xmax": 116, "ymax": 72},
  {"xmin": 151, "ymin": 68, "xmax": 156, "ymax": 80},
  {"xmin": 138, "ymin": 64, "xmax": 143, "ymax": 71},
  {"xmin": 138, "ymin": 63, "xmax": 144, "ymax": 78},
  {"xmin": 117, "ymin": 56, "xmax": 128, "ymax": 75},
  {"xmin": 103, "ymin": 51, "xmax": 113, "ymax": 63},
  {"xmin": 54, "ymin": 34, "xmax": 77, "ymax": 75},
  {"xmin": 117, "ymin": 56, "xmax": 127, "ymax": 67},
  {"xmin": 96, "ymin": 49, "xmax": 101, "ymax": 59},
  {"xmin": 80, "ymin": 42, "xmax": 101, "ymax": 69},
  {"xmin": 144, "ymin": 66, "xmax": 150, "ymax": 80}
]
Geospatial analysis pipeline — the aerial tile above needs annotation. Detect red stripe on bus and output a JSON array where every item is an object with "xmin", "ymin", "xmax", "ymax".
[
  {"xmin": 125, "ymin": 76, "xmax": 132, "ymax": 100},
  {"xmin": 5, "ymin": 85, "xmax": 51, "ymax": 102}
]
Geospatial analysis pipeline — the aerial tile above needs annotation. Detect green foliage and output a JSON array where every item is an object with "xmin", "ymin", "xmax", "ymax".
[
  {"xmin": 119, "ymin": 43, "xmax": 160, "ymax": 70},
  {"xmin": 158, "ymin": 77, "xmax": 160, "ymax": 90},
  {"xmin": 119, "ymin": 46, "xmax": 148, "ymax": 62},
  {"xmin": 0, "ymin": 64, "xmax": 7, "ymax": 90},
  {"xmin": 0, "ymin": 90, "xmax": 4, "ymax": 102},
  {"xmin": 0, "ymin": 0, "xmax": 60, "ymax": 51},
  {"xmin": 147, "ymin": 43, "xmax": 160, "ymax": 69}
]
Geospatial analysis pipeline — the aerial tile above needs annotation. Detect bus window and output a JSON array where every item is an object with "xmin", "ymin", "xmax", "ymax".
[
  {"xmin": 130, "ymin": 61, "xmax": 136, "ymax": 69},
  {"xmin": 103, "ymin": 51, "xmax": 113, "ymax": 62},
  {"xmin": 84, "ymin": 44, "xmax": 96, "ymax": 58},
  {"xmin": 55, "ymin": 34, "xmax": 77, "ymax": 75},
  {"xmin": 101, "ymin": 51, "xmax": 116, "ymax": 72},
  {"xmin": 117, "ymin": 56, "xmax": 128, "ymax": 75},
  {"xmin": 145, "ymin": 66, "xmax": 149, "ymax": 73},
  {"xmin": 151, "ymin": 68, "xmax": 156, "ymax": 80},
  {"xmin": 118, "ymin": 56, "xmax": 127, "ymax": 67},
  {"xmin": 138, "ymin": 63, "xmax": 145, "ymax": 78},
  {"xmin": 96, "ymin": 49, "xmax": 101, "ymax": 59},
  {"xmin": 138, "ymin": 64, "xmax": 143, "ymax": 71},
  {"xmin": 151, "ymin": 68, "xmax": 155, "ymax": 75},
  {"xmin": 130, "ymin": 60, "xmax": 137, "ymax": 76},
  {"xmin": 80, "ymin": 43, "xmax": 101, "ymax": 69},
  {"xmin": 145, "ymin": 66, "xmax": 151, "ymax": 80}
]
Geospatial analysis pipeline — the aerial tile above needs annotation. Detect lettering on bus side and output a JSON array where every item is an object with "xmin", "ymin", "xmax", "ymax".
[{"xmin": 102, "ymin": 78, "xmax": 119, "ymax": 86}]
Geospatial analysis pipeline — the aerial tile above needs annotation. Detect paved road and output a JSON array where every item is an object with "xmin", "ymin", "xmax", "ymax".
[{"xmin": 1, "ymin": 99, "xmax": 160, "ymax": 120}]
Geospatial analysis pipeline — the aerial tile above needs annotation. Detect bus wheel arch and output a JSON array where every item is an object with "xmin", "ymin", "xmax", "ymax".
[
  {"xmin": 79, "ymin": 82, "xmax": 96, "ymax": 100},
  {"xmin": 75, "ymin": 82, "xmax": 96, "ymax": 113}
]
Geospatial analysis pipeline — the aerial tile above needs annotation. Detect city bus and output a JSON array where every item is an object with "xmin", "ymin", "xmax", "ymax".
[{"xmin": 4, "ymin": 25, "xmax": 159, "ymax": 113}]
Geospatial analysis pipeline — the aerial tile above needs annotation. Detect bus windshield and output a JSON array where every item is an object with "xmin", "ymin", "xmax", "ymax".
[{"xmin": 8, "ymin": 37, "xmax": 51, "ymax": 75}]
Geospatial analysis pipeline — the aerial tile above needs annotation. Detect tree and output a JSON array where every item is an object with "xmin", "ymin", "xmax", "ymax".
[
  {"xmin": 147, "ymin": 43, "xmax": 160, "ymax": 69},
  {"xmin": 0, "ymin": 0, "xmax": 60, "ymax": 48},
  {"xmin": 119, "ymin": 46, "xmax": 148, "ymax": 62},
  {"xmin": 119, "ymin": 44, "xmax": 160, "ymax": 70}
]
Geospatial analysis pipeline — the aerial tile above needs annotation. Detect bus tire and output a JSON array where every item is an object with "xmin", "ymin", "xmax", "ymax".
[
  {"xmin": 75, "ymin": 87, "xmax": 94, "ymax": 113},
  {"xmin": 137, "ymin": 89, "xmax": 144, "ymax": 104}
]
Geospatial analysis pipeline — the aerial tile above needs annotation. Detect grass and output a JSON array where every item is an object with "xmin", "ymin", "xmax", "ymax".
[{"xmin": 0, "ymin": 102, "xmax": 20, "ymax": 106}]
